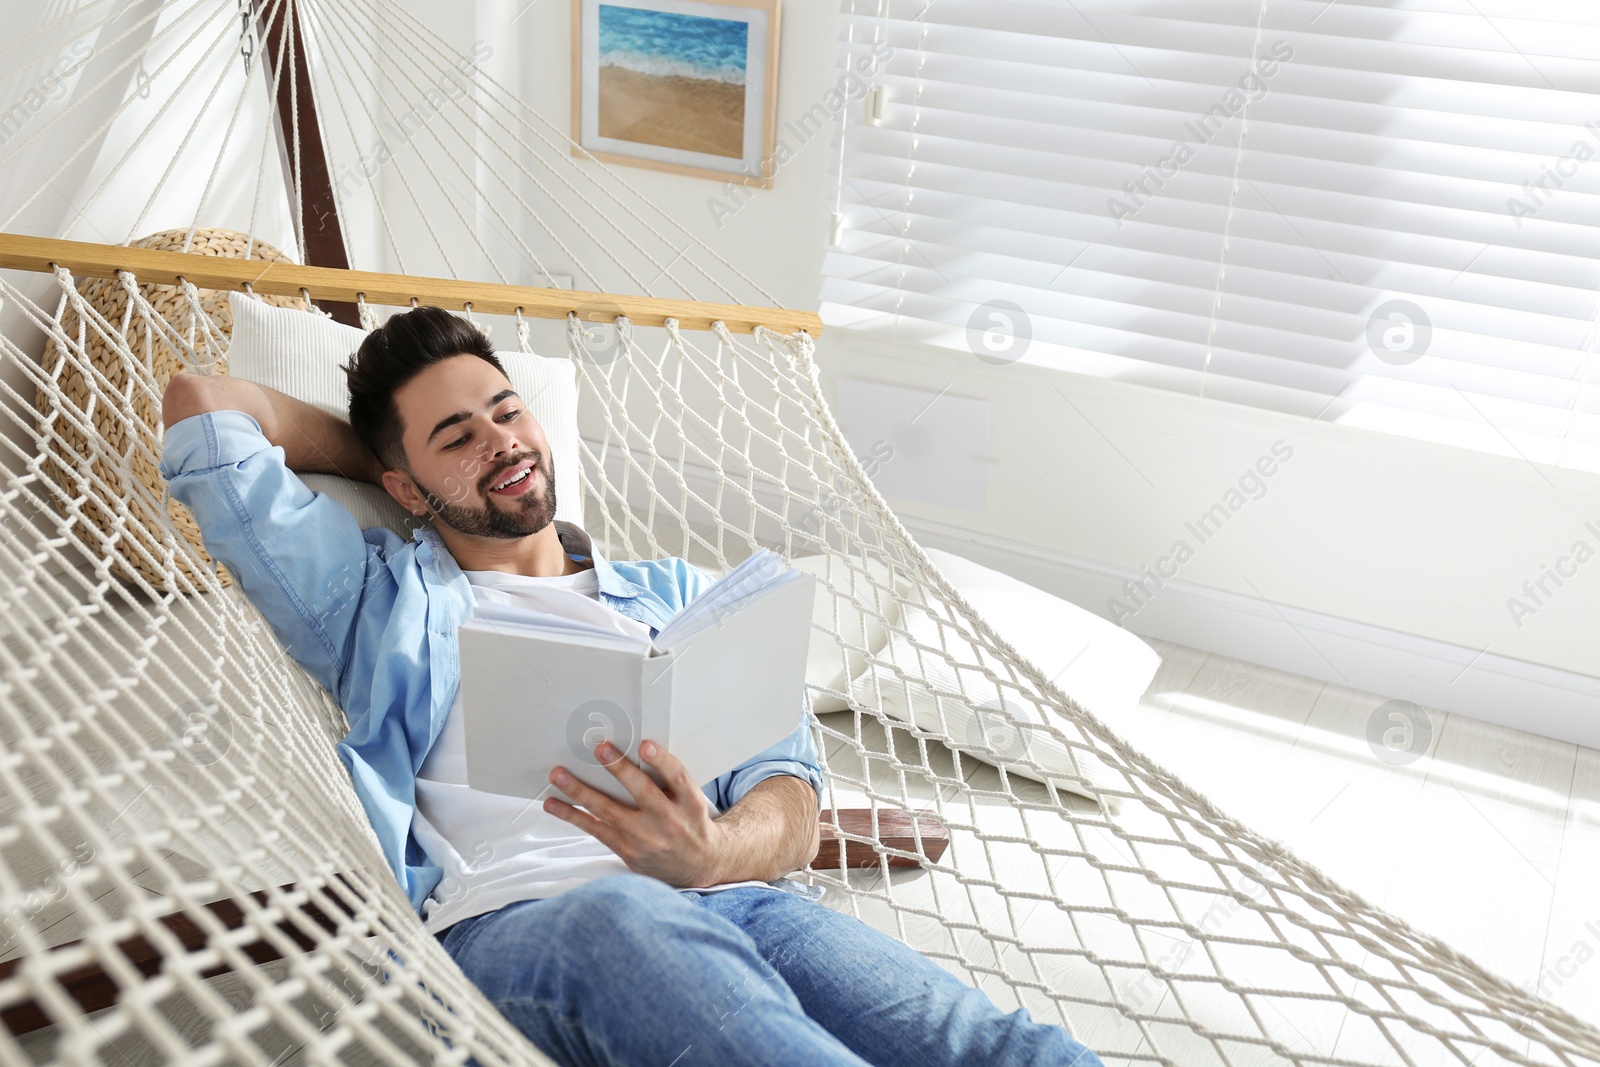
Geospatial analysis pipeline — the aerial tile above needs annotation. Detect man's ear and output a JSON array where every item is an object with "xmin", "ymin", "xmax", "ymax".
[{"xmin": 380, "ymin": 469, "xmax": 427, "ymax": 517}]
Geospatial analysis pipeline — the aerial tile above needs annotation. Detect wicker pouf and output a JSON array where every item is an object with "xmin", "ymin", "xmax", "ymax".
[{"xmin": 32, "ymin": 228, "xmax": 308, "ymax": 595}]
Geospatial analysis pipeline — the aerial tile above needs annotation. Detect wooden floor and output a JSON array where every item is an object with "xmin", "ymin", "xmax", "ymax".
[{"xmin": 814, "ymin": 635, "xmax": 1600, "ymax": 1048}]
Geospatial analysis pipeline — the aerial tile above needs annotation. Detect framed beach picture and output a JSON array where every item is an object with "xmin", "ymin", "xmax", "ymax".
[{"xmin": 571, "ymin": 0, "xmax": 781, "ymax": 187}]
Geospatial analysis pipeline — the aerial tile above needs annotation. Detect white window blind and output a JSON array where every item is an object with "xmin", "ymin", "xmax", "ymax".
[{"xmin": 822, "ymin": 0, "xmax": 1600, "ymax": 474}]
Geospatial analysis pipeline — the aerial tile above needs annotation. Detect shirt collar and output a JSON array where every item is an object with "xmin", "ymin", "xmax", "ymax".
[
  {"xmin": 553, "ymin": 521, "xmax": 646, "ymax": 600},
  {"xmin": 411, "ymin": 520, "xmax": 646, "ymax": 601}
]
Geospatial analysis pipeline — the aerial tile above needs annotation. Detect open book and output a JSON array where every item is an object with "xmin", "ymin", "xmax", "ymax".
[{"xmin": 457, "ymin": 550, "xmax": 816, "ymax": 805}]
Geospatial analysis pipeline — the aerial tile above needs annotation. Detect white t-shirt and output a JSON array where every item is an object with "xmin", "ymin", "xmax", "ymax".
[{"xmin": 411, "ymin": 563, "xmax": 770, "ymax": 935}]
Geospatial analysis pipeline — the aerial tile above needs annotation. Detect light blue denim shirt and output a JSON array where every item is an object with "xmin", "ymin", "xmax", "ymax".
[{"xmin": 158, "ymin": 409, "xmax": 824, "ymax": 915}]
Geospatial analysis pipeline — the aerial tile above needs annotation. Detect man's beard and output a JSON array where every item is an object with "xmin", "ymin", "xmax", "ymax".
[{"xmin": 412, "ymin": 450, "xmax": 558, "ymax": 540}]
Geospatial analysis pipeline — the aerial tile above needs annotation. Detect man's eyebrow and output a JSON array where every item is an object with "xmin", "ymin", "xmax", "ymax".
[{"xmin": 426, "ymin": 388, "xmax": 521, "ymax": 446}]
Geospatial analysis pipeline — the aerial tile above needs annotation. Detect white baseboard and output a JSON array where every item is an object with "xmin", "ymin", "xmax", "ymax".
[{"xmin": 901, "ymin": 515, "xmax": 1600, "ymax": 751}]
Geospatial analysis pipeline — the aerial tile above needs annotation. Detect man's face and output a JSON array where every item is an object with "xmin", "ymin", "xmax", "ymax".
[{"xmin": 391, "ymin": 353, "xmax": 557, "ymax": 539}]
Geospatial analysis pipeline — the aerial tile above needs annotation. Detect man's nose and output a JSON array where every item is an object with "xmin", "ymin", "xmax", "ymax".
[{"xmin": 485, "ymin": 417, "xmax": 523, "ymax": 458}]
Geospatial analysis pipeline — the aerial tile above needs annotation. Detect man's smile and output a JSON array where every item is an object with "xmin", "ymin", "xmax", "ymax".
[{"xmin": 488, "ymin": 459, "xmax": 538, "ymax": 496}]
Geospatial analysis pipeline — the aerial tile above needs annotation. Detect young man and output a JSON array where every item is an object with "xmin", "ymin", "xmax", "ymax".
[{"xmin": 158, "ymin": 306, "xmax": 1103, "ymax": 1067}]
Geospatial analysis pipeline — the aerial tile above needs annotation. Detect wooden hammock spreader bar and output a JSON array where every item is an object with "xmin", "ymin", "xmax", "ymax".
[
  {"xmin": 0, "ymin": 233, "xmax": 824, "ymax": 337},
  {"xmin": 0, "ymin": 810, "xmax": 944, "ymax": 1037}
]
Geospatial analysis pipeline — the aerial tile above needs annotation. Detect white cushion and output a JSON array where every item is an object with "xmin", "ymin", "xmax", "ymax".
[
  {"xmin": 789, "ymin": 554, "xmax": 906, "ymax": 713},
  {"xmin": 922, "ymin": 549, "xmax": 1161, "ymax": 714},
  {"xmin": 869, "ymin": 548, "xmax": 1162, "ymax": 802},
  {"xmin": 226, "ymin": 295, "xmax": 583, "ymax": 538}
]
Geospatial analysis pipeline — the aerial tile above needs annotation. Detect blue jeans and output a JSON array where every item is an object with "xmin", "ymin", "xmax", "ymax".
[{"xmin": 436, "ymin": 872, "xmax": 1103, "ymax": 1067}]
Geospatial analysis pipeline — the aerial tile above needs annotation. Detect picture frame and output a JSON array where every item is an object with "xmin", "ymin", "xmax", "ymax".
[{"xmin": 570, "ymin": 0, "xmax": 781, "ymax": 188}]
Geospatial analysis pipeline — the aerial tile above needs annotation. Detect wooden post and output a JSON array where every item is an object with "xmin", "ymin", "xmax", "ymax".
[{"xmin": 254, "ymin": 0, "xmax": 360, "ymax": 326}]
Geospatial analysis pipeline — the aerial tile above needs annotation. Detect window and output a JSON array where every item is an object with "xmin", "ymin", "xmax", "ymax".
[{"xmin": 822, "ymin": 0, "xmax": 1600, "ymax": 474}]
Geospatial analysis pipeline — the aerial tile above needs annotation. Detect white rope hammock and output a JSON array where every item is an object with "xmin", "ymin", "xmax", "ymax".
[{"xmin": 0, "ymin": 2, "xmax": 1594, "ymax": 1065}]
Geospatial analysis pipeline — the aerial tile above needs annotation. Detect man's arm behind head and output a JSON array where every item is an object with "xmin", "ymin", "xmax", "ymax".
[{"xmin": 163, "ymin": 371, "xmax": 385, "ymax": 485}]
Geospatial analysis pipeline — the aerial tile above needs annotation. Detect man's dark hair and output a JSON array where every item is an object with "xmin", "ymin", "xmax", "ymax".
[{"xmin": 344, "ymin": 306, "xmax": 505, "ymax": 472}]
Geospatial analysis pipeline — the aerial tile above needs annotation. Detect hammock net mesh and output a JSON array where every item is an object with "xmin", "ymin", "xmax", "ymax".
[{"xmin": 0, "ymin": 0, "xmax": 1595, "ymax": 1064}]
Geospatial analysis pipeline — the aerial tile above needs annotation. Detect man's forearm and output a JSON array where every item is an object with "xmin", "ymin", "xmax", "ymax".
[
  {"xmin": 162, "ymin": 372, "xmax": 384, "ymax": 484},
  {"xmin": 709, "ymin": 775, "xmax": 820, "ymax": 884}
]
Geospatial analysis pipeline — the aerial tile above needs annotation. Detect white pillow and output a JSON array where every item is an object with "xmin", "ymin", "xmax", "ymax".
[
  {"xmin": 789, "ymin": 553, "xmax": 906, "ymax": 713},
  {"xmin": 226, "ymin": 294, "xmax": 583, "ymax": 539},
  {"xmin": 921, "ymin": 549, "xmax": 1161, "ymax": 714},
  {"xmin": 869, "ymin": 548, "xmax": 1162, "ymax": 803}
]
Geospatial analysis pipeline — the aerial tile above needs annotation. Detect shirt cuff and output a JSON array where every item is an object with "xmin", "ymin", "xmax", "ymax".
[
  {"xmin": 158, "ymin": 409, "xmax": 269, "ymax": 481},
  {"xmin": 727, "ymin": 759, "xmax": 825, "ymax": 812}
]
